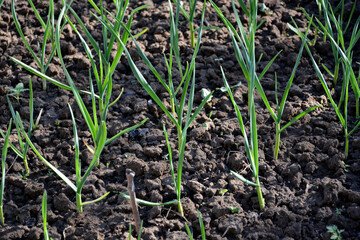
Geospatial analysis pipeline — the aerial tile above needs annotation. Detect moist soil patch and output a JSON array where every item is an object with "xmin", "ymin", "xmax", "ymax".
[{"xmin": 0, "ymin": 0, "xmax": 360, "ymax": 239}]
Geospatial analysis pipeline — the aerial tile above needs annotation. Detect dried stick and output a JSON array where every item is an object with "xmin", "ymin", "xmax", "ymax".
[{"xmin": 126, "ymin": 169, "xmax": 141, "ymax": 235}]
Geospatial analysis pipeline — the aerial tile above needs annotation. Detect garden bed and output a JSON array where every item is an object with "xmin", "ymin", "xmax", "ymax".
[{"xmin": 0, "ymin": 0, "xmax": 360, "ymax": 239}]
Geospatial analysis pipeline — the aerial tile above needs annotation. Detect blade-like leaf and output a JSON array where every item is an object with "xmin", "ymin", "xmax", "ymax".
[
  {"xmin": 120, "ymin": 192, "xmax": 178, "ymax": 206},
  {"xmin": 82, "ymin": 192, "xmax": 110, "ymax": 205},
  {"xmin": 1, "ymin": 119, "xmax": 12, "ymax": 206},
  {"xmin": 280, "ymin": 105, "xmax": 322, "ymax": 132},
  {"xmin": 105, "ymin": 118, "xmax": 148, "ymax": 145},
  {"xmin": 21, "ymin": 129, "xmax": 77, "ymax": 192},
  {"xmin": 78, "ymin": 121, "xmax": 107, "ymax": 193},
  {"xmin": 231, "ymin": 170, "xmax": 258, "ymax": 187}
]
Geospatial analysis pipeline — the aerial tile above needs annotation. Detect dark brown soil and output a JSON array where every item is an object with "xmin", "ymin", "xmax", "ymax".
[{"xmin": 1, "ymin": 0, "xmax": 360, "ymax": 239}]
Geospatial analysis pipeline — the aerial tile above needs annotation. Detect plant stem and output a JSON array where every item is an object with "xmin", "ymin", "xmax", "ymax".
[
  {"xmin": 274, "ymin": 122, "xmax": 280, "ymax": 160},
  {"xmin": 177, "ymin": 195, "xmax": 184, "ymax": 217},
  {"xmin": 345, "ymin": 129, "xmax": 349, "ymax": 160},
  {"xmin": 190, "ymin": 21, "xmax": 195, "ymax": 48},
  {"xmin": 42, "ymin": 79, "xmax": 47, "ymax": 91},
  {"xmin": 255, "ymin": 177, "xmax": 265, "ymax": 211},
  {"xmin": 23, "ymin": 156, "xmax": 30, "ymax": 176},
  {"xmin": 356, "ymin": 98, "xmax": 359, "ymax": 119},
  {"xmin": 176, "ymin": 128, "xmax": 184, "ymax": 217},
  {"xmin": 76, "ymin": 192, "xmax": 83, "ymax": 212},
  {"xmin": 334, "ymin": 63, "xmax": 339, "ymax": 86},
  {"xmin": 0, "ymin": 205, "xmax": 4, "ymax": 226}
]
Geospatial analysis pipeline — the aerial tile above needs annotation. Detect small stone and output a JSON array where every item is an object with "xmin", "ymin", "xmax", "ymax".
[
  {"xmin": 294, "ymin": 141, "xmax": 315, "ymax": 153},
  {"xmin": 218, "ymin": 216, "xmax": 243, "ymax": 236},
  {"xmin": 322, "ymin": 178, "xmax": 342, "ymax": 205},
  {"xmin": 84, "ymin": 231, "xmax": 105, "ymax": 240},
  {"xmin": 144, "ymin": 146, "xmax": 162, "ymax": 158},
  {"xmin": 193, "ymin": 193, "xmax": 203, "ymax": 203},
  {"xmin": 24, "ymin": 182, "xmax": 44, "ymax": 198},
  {"xmin": 149, "ymin": 206, "xmax": 162, "ymax": 218},
  {"xmin": 304, "ymin": 162, "xmax": 317, "ymax": 174},
  {"xmin": 327, "ymin": 122, "xmax": 342, "ymax": 137},
  {"xmin": 347, "ymin": 205, "xmax": 360, "ymax": 220},
  {"xmin": 81, "ymin": 149, "xmax": 93, "ymax": 165},
  {"xmin": 148, "ymin": 161, "xmax": 168, "ymax": 177},
  {"xmin": 187, "ymin": 180, "xmax": 206, "ymax": 193},
  {"xmin": 53, "ymin": 193, "xmax": 77, "ymax": 212},
  {"xmin": 125, "ymin": 156, "xmax": 148, "ymax": 176},
  {"xmin": 134, "ymin": 99, "xmax": 148, "ymax": 112},
  {"xmin": 28, "ymin": 227, "xmax": 43, "ymax": 240},
  {"xmin": 326, "ymin": 153, "xmax": 344, "ymax": 170},
  {"xmin": 145, "ymin": 179, "xmax": 161, "ymax": 191},
  {"xmin": 150, "ymin": 190, "xmax": 163, "ymax": 202},
  {"xmin": 127, "ymin": 143, "xmax": 143, "ymax": 154},
  {"xmin": 166, "ymin": 231, "xmax": 189, "ymax": 240}
]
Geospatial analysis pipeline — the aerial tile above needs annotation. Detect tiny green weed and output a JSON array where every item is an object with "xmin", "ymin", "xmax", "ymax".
[
  {"xmin": 327, "ymin": 225, "xmax": 344, "ymax": 240},
  {"xmin": 7, "ymin": 83, "xmax": 28, "ymax": 102}
]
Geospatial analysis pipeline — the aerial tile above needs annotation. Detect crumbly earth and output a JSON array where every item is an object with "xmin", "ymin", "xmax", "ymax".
[{"xmin": 0, "ymin": 0, "xmax": 360, "ymax": 239}]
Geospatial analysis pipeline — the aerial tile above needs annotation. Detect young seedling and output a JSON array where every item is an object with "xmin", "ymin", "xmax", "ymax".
[
  {"xmin": 9, "ymin": 1, "xmax": 96, "ymax": 96},
  {"xmin": 211, "ymin": 0, "xmax": 322, "ymax": 161},
  {"xmin": 10, "ymin": 0, "xmax": 148, "ymax": 168},
  {"xmin": 327, "ymin": 225, "xmax": 344, "ymax": 240},
  {"xmin": 0, "ymin": 119, "xmax": 12, "ymax": 226},
  {"xmin": 320, "ymin": 0, "xmax": 357, "ymax": 87},
  {"xmin": 97, "ymin": 0, "xmax": 211, "ymax": 216},
  {"xmin": 11, "ymin": 0, "xmax": 57, "ymax": 91},
  {"xmin": 6, "ymin": 78, "xmax": 43, "ymax": 175},
  {"xmin": 42, "ymin": 191, "xmax": 51, "ymax": 240},
  {"xmin": 7, "ymin": 83, "xmax": 28, "ymax": 102},
  {"xmin": 209, "ymin": 0, "xmax": 271, "ymax": 210},
  {"xmin": 210, "ymin": 0, "xmax": 280, "ymax": 111},
  {"xmin": 221, "ymin": 66, "xmax": 265, "ymax": 210},
  {"xmin": 271, "ymin": 23, "xmax": 322, "ymax": 160},
  {"xmin": 51, "ymin": 1, "xmax": 149, "ymax": 167},
  {"xmin": 170, "ymin": 0, "xmax": 198, "ymax": 47},
  {"xmin": 128, "ymin": 221, "xmax": 143, "ymax": 240},
  {"xmin": 185, "ymin": 210, "xmax": 206, "ymax": 240},
  {"xmin": 289, "ymin": 17, "xmax": 360, "ymax": 159},
  {"xmin": 320, "ymin": 0, "xmax": 359, "ymax": 109},
  {"xmin": 229, "ymin": 207, "xmax": 241, "ymax": 214},
  {"xmin": 21, "ymin": 104, "xmax": 109, "ymax": 212}
]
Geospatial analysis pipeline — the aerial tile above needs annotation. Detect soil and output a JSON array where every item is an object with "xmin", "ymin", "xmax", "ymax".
[{"xmin": 0, "ymin": 0, "xmax": 360, "ymax": 239}]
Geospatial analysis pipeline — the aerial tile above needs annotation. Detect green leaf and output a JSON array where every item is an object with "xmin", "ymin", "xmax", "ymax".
[
  {"xmin": 280, "ymin": 105, "xmax": 322, "ymax": 132},
  {"xmin": 42, "ymin": 191, "xmax": 50, "ymax": 240},
  {"xmin": 77, "ymin": 121, "xmax": 107, "ymax": 193},
  {"xmin": 198, "ymin": 210, "xmax": 206, "ymax": 240},
  {"xmin": 105, "ymin": 118, "xmax": 148, "ymax": 145},
  {"xmin": 185, "ymin": 223, "xmax": 194, "ymax": 240},
  {"xmin": 229, "ymin": 207, "xmax": 241, "ymax": 213},
  {"xmin": 120, "ymin": 192, "xmax": 178, "ymax": 206},
  {"xmin": 1, "ymin": 119, "xmax": 12, "ymax": 205},
  {"xmin": 82, "ymin": 192, "xmax": 110, "ymax": 205},
  {"xmin": 231, "ymin": 170, "xmax": 258, "ymax": 187},
  {"xmin": 21, "ymin": 129, "xmax": 77, "ymax": 192}
]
